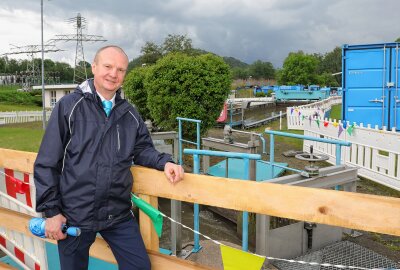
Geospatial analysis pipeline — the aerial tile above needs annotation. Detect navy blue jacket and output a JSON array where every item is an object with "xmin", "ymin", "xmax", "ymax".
[{"xmin": 34, "ymin": 79, "xmax": 173, "ymax": 231}]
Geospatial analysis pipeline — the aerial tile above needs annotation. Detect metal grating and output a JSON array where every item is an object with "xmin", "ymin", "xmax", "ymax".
[{"xmin": 272, "ymin": 241, "xmax": 400, "ymax": 270}]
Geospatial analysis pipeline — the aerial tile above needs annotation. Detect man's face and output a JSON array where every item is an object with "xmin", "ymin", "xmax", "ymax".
[{"xmin": 92, "ymin": 47, "xmax": 128, "ymax": 96}]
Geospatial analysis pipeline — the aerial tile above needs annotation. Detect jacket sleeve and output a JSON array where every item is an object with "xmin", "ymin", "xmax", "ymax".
[
  {"xmin": 34, "ymin": 100, "xmax": 70, "ymax": 217},
  {"xmin": 132, "ymin": 114, "xmax": 174, "ymax": 171}
]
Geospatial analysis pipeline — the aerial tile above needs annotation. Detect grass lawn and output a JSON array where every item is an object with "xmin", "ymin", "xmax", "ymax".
[
  {"xmin": 250, "ymin": 115, "xmax": 304, "ymax": 149},
  {"xmin": 329, "ymin": 104, "xmax": 342, "ymax": 120},
  {"xmin": 0, "ymin": 122, "xmax": 44, "ymax": 152},
  {"xmin": 0, "ymin": 85, "xmax": 20, "ymax": 91},
  {"xmin": 0, "ymin": 103, "xmax": 43, "ymax": 111}
]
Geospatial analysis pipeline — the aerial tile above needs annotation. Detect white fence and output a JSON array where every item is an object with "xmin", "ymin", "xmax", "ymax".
[
  {"xmin": 286, "ymin": 96, "xmax": 342, "ymax": 130},
  {"xmin": 0, "ymin": 111, "xmax": 51, "ymax": 125},
  {"xmin": 303, "ymin": 119, "xmax": 400, "ymax": 191}
]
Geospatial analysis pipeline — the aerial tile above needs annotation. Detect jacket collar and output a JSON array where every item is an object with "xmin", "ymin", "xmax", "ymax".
[{"xmin": 77, "ymin": 79, "xmax": 123, "ymax": 103}]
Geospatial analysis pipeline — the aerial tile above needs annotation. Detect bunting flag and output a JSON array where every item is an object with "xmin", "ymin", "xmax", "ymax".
[
  {"xmin": 343, "ymin": 121, "xmax": 347, "ymax": 129},
  {"xmin": 302, "ymin": 115, "xmax": 306, "ymax": 120},
  {"xmin": 220, "ymin": 245, "xmax": 265, "ymax": 270},
  {"xmin": 323, "ymin": 121, "xmax": 329, "ymax": 127},
  {"xmin": 290, "ymin": 108, "xmax": 294, "ymax": 115},
  {"xmin": 131, "ymin": 194, "xmax": 163, "ymax": 237},
  {"xmin": 347, "ymin": 124, "xmax": 355, "ymax": 136},
  {"xmin": 338, "ymin": 124, "xmax": 344, "ymax": 137},
  {"xmin": 298, "ymin": 111, "xmax": 301, "ymax": 117},
  {"xmin": 333, "ymin": 122, "xmax": 338, "ymax": 127},
  {"xmin": 316, "ymin": 119, "xmax": 320, "ymax": 128}
]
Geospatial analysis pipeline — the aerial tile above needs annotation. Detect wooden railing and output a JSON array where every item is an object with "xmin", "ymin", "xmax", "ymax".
[{"xmin": 1, "ymin": 148, "xmax": 400, "ymax": 270}]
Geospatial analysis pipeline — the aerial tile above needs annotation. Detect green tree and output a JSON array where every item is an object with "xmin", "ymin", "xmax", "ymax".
[
  {"xmin": 396, "ymin": 37, "xmax": 400, "ymax": 42},
  {"xmin": 249, "ymin": 60, "xmax": 275, "ymax": 79},
  {"xmin": 278, "ymin": 51, "xmax": 319, "ymax": 85},
  {"xmin": 123, "ymin": 66, "xmax": 151, "ymax": 120},
  {"xmin": 317, "ymin": 47, "xmax": 342, "ymax": 86},
  {"xmin": 124, "ymin": 53, "xmax": 231, "ymax": 138},
  {"xmin": 162, "ymin": 34, "xmax": 193, "ymax": 54},
  {"xmin": 232, "ymin": 67, "xmax": 249, "ymax": 80},
  {"xmin": 141, "ymin": 41, "xmax": 163, "ymax": 65}
]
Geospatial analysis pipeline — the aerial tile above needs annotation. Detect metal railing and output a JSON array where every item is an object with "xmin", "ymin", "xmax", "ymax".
[{"xmin": 183, "ymin": 149, "xmax": 261, "ymax": 252}]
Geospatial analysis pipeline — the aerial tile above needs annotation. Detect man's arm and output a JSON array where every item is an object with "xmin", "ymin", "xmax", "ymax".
[
  {"xmin": 132, "ymin": 113, "xmax": 184, "ymax": 182},
  {"xmin": 34, "ymin": 100, "xmax": 70, "ymax": 240}
]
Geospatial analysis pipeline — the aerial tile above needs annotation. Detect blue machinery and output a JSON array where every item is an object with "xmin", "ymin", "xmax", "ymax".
[{"xmin": 177, "ymin": 118, "xmax": 351, "ymax": 255}]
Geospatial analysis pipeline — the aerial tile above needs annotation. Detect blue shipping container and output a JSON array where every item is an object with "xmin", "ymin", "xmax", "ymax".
[{"xmin": 342, "ymin": 43, "xmax": 400, "ymax": 129}]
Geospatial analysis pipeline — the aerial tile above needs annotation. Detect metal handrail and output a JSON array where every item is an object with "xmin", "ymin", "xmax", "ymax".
[{"xmin": 183, "ymin": 148, "xmax": 261, "ymax": 252}]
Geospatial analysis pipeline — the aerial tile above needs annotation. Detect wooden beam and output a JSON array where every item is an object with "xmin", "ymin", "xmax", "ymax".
[
  {"xmin": 0, "ymin": 148, "xmax": 36, "ymax": 174},
  {"xmin": 132, "ymin": 166, "xmax": 400, "ymax": 236},
  {"xmin": 138, "ymin": 194, "xmax": 159, "ymax": 251},
  {"xmin": 0, "ymin": 207, "xmax": 215, "ymax": 270}
]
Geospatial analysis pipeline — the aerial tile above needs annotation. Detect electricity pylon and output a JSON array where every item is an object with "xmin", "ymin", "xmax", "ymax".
[
  {"xmin": 49, "ymin": 13, "xmax": 106, "ymax": 83},
  {"xmin": 1, "ymin": 44, "xmax": 61, "ymax": 88}
]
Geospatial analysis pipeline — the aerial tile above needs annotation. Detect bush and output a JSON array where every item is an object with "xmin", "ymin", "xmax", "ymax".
[
  {"xmin": 0, "ymin": 90, "xmax": 41, "ymax": 106},
  {"xmin": 123, "ymin": 67, "xmax": 151, "ymax": 120},
  {"xmin": 124, "ymin": 52, "xmax": 232, "ymax": 139},
  {"xmin": 255, "ymin": 92, "xmax": 266, "ymax": 97}
]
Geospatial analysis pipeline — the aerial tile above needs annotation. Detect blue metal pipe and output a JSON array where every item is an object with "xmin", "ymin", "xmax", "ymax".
[
  {"xmin": 178, "ymin": 119, "xmax": 183, "ymax": 165},
  {"xmin": 270, "ymin": 134, "xmax": 275, "ymax": 179},
  {"xmin": 264, "ymin": 130, "xmax": 351, "ymax": 146},
  {"xmin": 335, "ymin": 145, "xmax": 342, "ymax": 166},
  {"xmin": 176, "ymin": 117, "xmax": 202, "ymax": 123},
  {"xmin": 184, "ymin": 149, "xmax": 261, "ymax": 160},
  {"xmin": 192, "ymin": 154, "xmax": 201, "ymax": 252},
  {"xmin": 196, "ymin": 123, "xmax": 201, "ymax": 150}
]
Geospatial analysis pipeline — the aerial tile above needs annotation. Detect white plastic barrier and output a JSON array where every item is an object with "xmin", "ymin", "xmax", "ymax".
[
  {"xmin": 303, "ymin": 119, "xmax": 400, "ymax": 191},
  {"xmin": 286, "ymin": 96, "xmax": 342, "ymax": 130},
  {"xmin": 0, "ymin": 168, "xmax": 47, "ymax": 270}
]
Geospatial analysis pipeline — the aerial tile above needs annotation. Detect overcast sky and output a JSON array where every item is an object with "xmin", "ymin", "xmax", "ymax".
[{"xmin": 0, "ymin": 0, "xmax": 399, "ymax": 68}]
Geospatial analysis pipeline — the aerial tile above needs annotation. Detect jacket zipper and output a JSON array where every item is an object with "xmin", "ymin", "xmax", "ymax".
[{"xmin": 117, "ymin": 124, "xmax": 120, "ymax": 151}]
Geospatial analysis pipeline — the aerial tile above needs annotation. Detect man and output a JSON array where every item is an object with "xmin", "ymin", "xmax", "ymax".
[{"xmin": 34, "ymin": 45, "xmax": 184, "ymax": 270}]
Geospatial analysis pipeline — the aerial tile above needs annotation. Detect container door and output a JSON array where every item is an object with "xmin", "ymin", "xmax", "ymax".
[
  {"xmin": 389, "ymin": 45, "xmax": 400, "ymax": 130},
  {"xmin": 343, "ymin": 47, "xmax": 391, "ymax": 128}
]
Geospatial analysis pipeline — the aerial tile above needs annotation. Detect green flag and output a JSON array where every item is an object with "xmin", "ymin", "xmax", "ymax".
[
  {"xmin": 131, "ymin": 194, "xmax": 163, "ymax": 237},
  {"xmin": 346, "ymin": 124, "xmax": 355, "ymax": 136},
  {"xmin": 220, "ymin": 245, "xmax": 265, "ymax": 270}
]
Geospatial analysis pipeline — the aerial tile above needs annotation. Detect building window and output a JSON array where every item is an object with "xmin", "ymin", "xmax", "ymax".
[
  {"xmin": 50, "ymin": 91, "xmax": 57, "ymax": 107},
  {"xmin": 64, "ymin": 90, "xmax": 70, "ymax": 95}
]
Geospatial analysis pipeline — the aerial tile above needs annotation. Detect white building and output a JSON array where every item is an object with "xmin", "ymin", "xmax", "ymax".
[{"xmin": 33, "ymin": 84, "xmax": 125, "ymax": 109}]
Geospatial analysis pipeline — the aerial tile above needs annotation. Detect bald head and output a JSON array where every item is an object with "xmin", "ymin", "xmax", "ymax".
[
  {"xmin": 91, "ymin": 45, "xmax": 129, "ymax": 100},
  {"xmin": 93, "ymin": 45, "xmax": 129, "ymax": 64}
]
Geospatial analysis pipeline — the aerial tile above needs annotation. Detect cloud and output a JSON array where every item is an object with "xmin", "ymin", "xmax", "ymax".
[{"xmin": 1, "ymin": 0, "xmax": 399, "ymax": 68}]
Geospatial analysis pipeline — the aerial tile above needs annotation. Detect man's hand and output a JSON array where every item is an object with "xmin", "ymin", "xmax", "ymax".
[
  {"xmin": 164, "ymin": 162, "xmax": 184, "ymax": 184},
  {"xmin": 45, "ymin": 214, "xmax": 67, "ymax": 241}
]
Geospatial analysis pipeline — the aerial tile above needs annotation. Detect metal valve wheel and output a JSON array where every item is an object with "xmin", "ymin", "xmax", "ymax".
[
  {"xmin": 295, "ymin": 145, "xmax": 329, "ymax": 176},
  {"xmin": 295, "ymin": 145, "xmax": 329, "ymax": 162}
]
